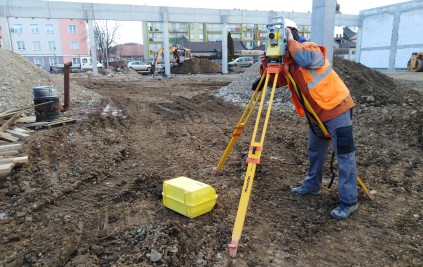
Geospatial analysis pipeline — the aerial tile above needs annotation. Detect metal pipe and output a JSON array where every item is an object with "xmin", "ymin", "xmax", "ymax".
[{"xmin": 61, "ymin": 61, "xmax": 72, "ymax": 112}]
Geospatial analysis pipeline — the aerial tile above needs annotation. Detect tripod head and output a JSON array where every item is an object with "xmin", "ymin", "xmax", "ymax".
[{"xmin": 265, "ymin": 17, "xmax": 287, "ymax": 63}]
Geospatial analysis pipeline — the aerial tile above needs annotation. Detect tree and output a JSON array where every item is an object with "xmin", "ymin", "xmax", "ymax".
[
  {"xmin": 93, "ymin": 21, "xmax": 120, "ymax": 68},
  {"xmin": 227, "ymin": 32, "xmax": 235, "ymax": 60}
]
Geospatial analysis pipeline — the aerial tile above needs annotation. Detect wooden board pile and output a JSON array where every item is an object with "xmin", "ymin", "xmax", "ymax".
[{"xmin": 0, "ymin": 110, "xmax": 32, "ymax": 177}]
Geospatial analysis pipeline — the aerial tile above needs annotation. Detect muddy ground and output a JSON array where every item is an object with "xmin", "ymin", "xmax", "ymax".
[{"xmin": 0, "ymin": 60, "xmax": 422, "ymax": 266}]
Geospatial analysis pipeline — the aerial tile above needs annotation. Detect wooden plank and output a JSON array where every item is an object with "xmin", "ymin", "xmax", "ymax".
[
  {"xmin": 0, "ymin": 109, "xmax": 17, "ymax": 119},
  {"xmin": 0, "ymin": 162, "xmax": 15, "ymax": 175},
  {"xmin": 0, "ymin": 144, "xmax": 22, "ymax": 151},
  {"xmin": 0, "ymin": 132, "xmax": 19, "ymax": 142},
  {"xmin": 23, "ymin": 122, "xmax": 48, "ymax": 129},
  {"xmin": 0, "ymin": 101, "xmax": 53, "ymax": 119},
  {"xmin": 0, "ymin": 112, "xmax": 22, "ymax": 132},
  {"xmin": 16, "ymin": 116, "xmax": 36, "ymax": 123},
  {"xmin": 5, "ymin": 129, "xmax": 30, "ymax": 141},
  {"xmin": 0, "ymin": 156, "xmax": 28, "ymax": 164},
  {"xmin": 0, "ymin": 150, "xmax": 20, "ymax": 157},
  {"xmin": 44, "ymin": 117, "xmax": 76, "ymax": 129},
  {"xmin": 10, "ymin": 127, "xmax": 33, "ymax": 133}
]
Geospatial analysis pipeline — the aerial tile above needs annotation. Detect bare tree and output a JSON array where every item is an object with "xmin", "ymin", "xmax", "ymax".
[{"xmin": 93, "ymin": 21, "xmax": 120, "ymax": 68}]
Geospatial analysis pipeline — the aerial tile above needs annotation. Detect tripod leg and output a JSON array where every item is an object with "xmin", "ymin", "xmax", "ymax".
[
  {"xmin": 228, "ymin": 72, "xmax": 279, "ymax": 257},
  {"xmin": 215, "ymin": 74, "xmax": 267, "ymax": 175}
]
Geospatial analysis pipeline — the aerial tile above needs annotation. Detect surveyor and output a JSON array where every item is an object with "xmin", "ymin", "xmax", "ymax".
[{"xmin": 257, "ymin": 19, "xmax": 358, "ymax": 220}]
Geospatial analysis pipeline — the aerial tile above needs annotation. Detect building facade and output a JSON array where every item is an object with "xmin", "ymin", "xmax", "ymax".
[
  {"xmin": 0, "ymin": 17, "xmax": 90, "ymax": 71},
  {"xmin": 144, "ymin": 21, "xmax": 311, "ymax": 62}
]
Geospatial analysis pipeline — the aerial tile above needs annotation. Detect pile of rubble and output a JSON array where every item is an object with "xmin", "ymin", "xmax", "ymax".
[
  {"xmin": 171, "ymin": 57, "xmax": 222, "ymax": 74},
  {"xmin": 216, "ymin": 61, "xmax": 293, "ymax": 111},
  {"xmin": 0, "ymin": 49, "xmax": 103, "ymax": 113}
]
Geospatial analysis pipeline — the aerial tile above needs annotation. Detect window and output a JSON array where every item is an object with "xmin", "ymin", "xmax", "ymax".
[
  {"xmin": 68, "ymin": 25, "xmax": 77, "ymax": 34},
  {"xmin": 70, "ymin": 41, "xmax": 79, "ymax": 50},
  {"xmin": 208, "ymin": 33, "xmax": 221, "ymax": 41},
  {"xmin": 244, "ymin": 24, "xmax": 255, "ymax": 30},
  {"xmin": 33, "ymin": 41, "xmax": 41, "ymax": 50},
  {"xmin": 48, "ymin": 41, "xmax": 56, "ymax": 51},
  {"xmin": 49, "ymin": 57, "xmax": 57, "ymax": 66},
  {"xmin": 17, "ymin": 41, "xmax": 25, "ymax": 50},
  {"xmin": 228, "ymin": 24, "xmax": 241, "ymax": 32},
  {"xmin": 14, "ymin": 24, "xmax": 23, "ymax": 33},
  {"xmin": 34, "ymin": 57, "xmax": 44, "ymax": 66},
  {"xmin": 149, "ymin": 22, "xmax": 162, "ymax": 31},
  {"xmin": 30, "ymin": 24, "xmax": 39, "ymax": 34},
  {"xmin": 46, "ymin": 24, "xmax": 54, "ymax": 34},
  {"xmin": 208, "ymin": 24, "xmax": 221, "ymax": 31},
  {"xmin": 243, "ymin": 32, "xmax": 254, "ymax": 39},
  {"xmin": 72, "ymin": 58, "xmax": 80, "ymax": 64}
]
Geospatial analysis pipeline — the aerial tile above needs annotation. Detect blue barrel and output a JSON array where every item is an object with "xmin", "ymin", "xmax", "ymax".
[{"xmin": 33, "ymin": 86, "xmax": 61, "ymax": 122}]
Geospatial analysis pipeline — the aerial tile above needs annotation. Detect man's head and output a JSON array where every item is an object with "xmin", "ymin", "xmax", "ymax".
[{"xmin": 285, "ymin": 19, "xmax": 300, "ymax": 41}]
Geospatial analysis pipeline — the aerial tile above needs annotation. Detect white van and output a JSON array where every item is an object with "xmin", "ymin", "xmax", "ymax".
[{"xmin": 228, "ymin": 57, "xmax": 254, "ymax": 67}]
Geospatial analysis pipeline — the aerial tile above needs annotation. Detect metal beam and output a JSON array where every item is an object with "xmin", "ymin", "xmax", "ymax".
[{"xmin": 0, "ymin": 0, "xmax": 359, "ymax": 26}]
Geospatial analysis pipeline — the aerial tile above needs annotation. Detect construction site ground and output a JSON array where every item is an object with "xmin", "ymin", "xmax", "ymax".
[{"xmin": 0, "ymin": 56, "xmax": 422, "ymax": 266}]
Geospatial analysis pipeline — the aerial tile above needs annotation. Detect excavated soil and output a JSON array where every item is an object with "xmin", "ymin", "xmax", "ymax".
[{"xmin": 0, "ymin": 56, "xmax": 422, "ymax": 266}]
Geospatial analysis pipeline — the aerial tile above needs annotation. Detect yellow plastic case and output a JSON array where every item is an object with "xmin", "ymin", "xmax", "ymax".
[{"xmin": 162, "ymin": 176, "xmax": 218, "ymax": 218}]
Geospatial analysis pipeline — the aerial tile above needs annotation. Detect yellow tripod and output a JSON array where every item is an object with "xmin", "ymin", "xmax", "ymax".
[
  {"xmin": 221, "ymin": 64, "xmax": 282, "ymax": 257},
  {"xmin": 216, "ymin": 63, "xmax": 374, "ymax": 257}
]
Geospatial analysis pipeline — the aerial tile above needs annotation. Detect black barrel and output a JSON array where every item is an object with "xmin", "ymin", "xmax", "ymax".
[{"xmin": 33, "ymin": 86, "xmax": 61, "ymax": 122}]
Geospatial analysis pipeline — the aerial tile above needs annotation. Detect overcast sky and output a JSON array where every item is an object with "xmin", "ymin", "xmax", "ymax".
[{"xmin": 51, "ymin": 0, "xmax": 412, "ymax": 43}]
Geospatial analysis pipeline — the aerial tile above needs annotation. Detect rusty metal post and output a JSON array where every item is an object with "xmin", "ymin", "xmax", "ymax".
[{"xmin": 61, "ymin": 61, "xmax": 72, "ymax": 112}]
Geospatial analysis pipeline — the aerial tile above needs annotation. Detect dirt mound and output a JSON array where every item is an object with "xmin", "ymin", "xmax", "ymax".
[
  {"xmin": 0, "ymin": 49, "xmax": 103, "ymax": 113},
  {"xmin": 171, "ymin": 57, "xmax": 222, "ymax": 74},
  {"xmin": 333, "ymin": 57, "xmax": 421, "ymax": 106}
]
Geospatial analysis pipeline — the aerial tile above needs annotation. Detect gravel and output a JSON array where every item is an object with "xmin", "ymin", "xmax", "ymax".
[{"xmin": 216, "ymin": 61, "xmax": 294, "ymax": 112}]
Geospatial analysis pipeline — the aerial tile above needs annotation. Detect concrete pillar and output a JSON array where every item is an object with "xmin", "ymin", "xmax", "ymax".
[
  {"xmin": 142, "ymin": 21, "xmax": 149, "ymax": 63},
  {"xmin": 221, "ymin": 15, "xmax": 228, "ymax": 74},
  {"xmin": 88, "ymin": 19, "xmax": 98, "ymax": 76},
  {"xmin": 311, "ymin": 0, "xmax": 336, "ymax": 63},
  {"xmin": 162, "ymin": 10, "xmax": 171, "ymax": 77},
  {"xmin": 389, "ymin": 11, "xmax": 401, "ymax": 71}
]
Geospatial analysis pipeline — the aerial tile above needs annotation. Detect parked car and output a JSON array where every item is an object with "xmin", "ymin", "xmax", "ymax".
[
  {"xmin": 127, "ymin": 61, "xmax": 137, "ymax": 68},
  {"xmin": 128, "ymin": 61, "xmax": 152, "ymax": 73},
  {"xmin": 228, "ymin": 57, "xmax": 254, "ymax": 67}
]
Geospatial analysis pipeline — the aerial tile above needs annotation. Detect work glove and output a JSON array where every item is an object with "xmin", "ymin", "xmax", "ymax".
[{"xmin": 259, "ymin": 52, "xmax": 268, "ymax": 69}]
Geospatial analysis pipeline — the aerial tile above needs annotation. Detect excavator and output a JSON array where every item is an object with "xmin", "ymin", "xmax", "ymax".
[
  {"xmin": 151, "ymin": 47, "xmax": 192, "ymax": 74},
  {"xmin": 407, "ymin": 52, "xmax": 423, "ymax": 72}
]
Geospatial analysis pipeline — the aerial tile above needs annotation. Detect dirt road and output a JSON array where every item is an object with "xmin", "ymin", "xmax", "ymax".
[{"xmin": 0, "ymin": 67, "xmax": 422, "ymax": 266}]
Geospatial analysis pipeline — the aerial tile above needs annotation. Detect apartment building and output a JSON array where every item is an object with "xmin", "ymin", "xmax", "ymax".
[
  {"xmin": 144, "ymin": 21, "xmax": 311, "ymax": 61},
  {"xmin": 0, "ymin": 17, "xmax": 90, "ymax": 71}
]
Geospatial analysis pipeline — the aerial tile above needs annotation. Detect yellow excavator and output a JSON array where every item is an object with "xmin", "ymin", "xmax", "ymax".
[
  {"xmin": 151, "ymin": 47, "xmax": 192, "ymax": 74},
  {"xmin": 407, "ymin": 52, "xmax": 423, "ymax": 72}
]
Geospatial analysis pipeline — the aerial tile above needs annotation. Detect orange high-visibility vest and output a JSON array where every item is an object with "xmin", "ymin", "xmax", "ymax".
[{"xmin": 297, "ymin": 46, "xmax": 350, "ymax": 110}]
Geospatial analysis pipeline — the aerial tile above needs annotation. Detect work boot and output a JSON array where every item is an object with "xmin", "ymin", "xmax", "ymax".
[
  {"xmin": 330, "ymin": 203, "xmax": 358, "ymax": 220},
  {"xmin": 291, "ymin": 185, "xmax": 321, "ymax": 196}
]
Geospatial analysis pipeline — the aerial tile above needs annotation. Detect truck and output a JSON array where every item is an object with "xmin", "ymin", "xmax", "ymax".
[{"xmin": 56, "ymin": 57, "xmax": 104, "ymax": 72}]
